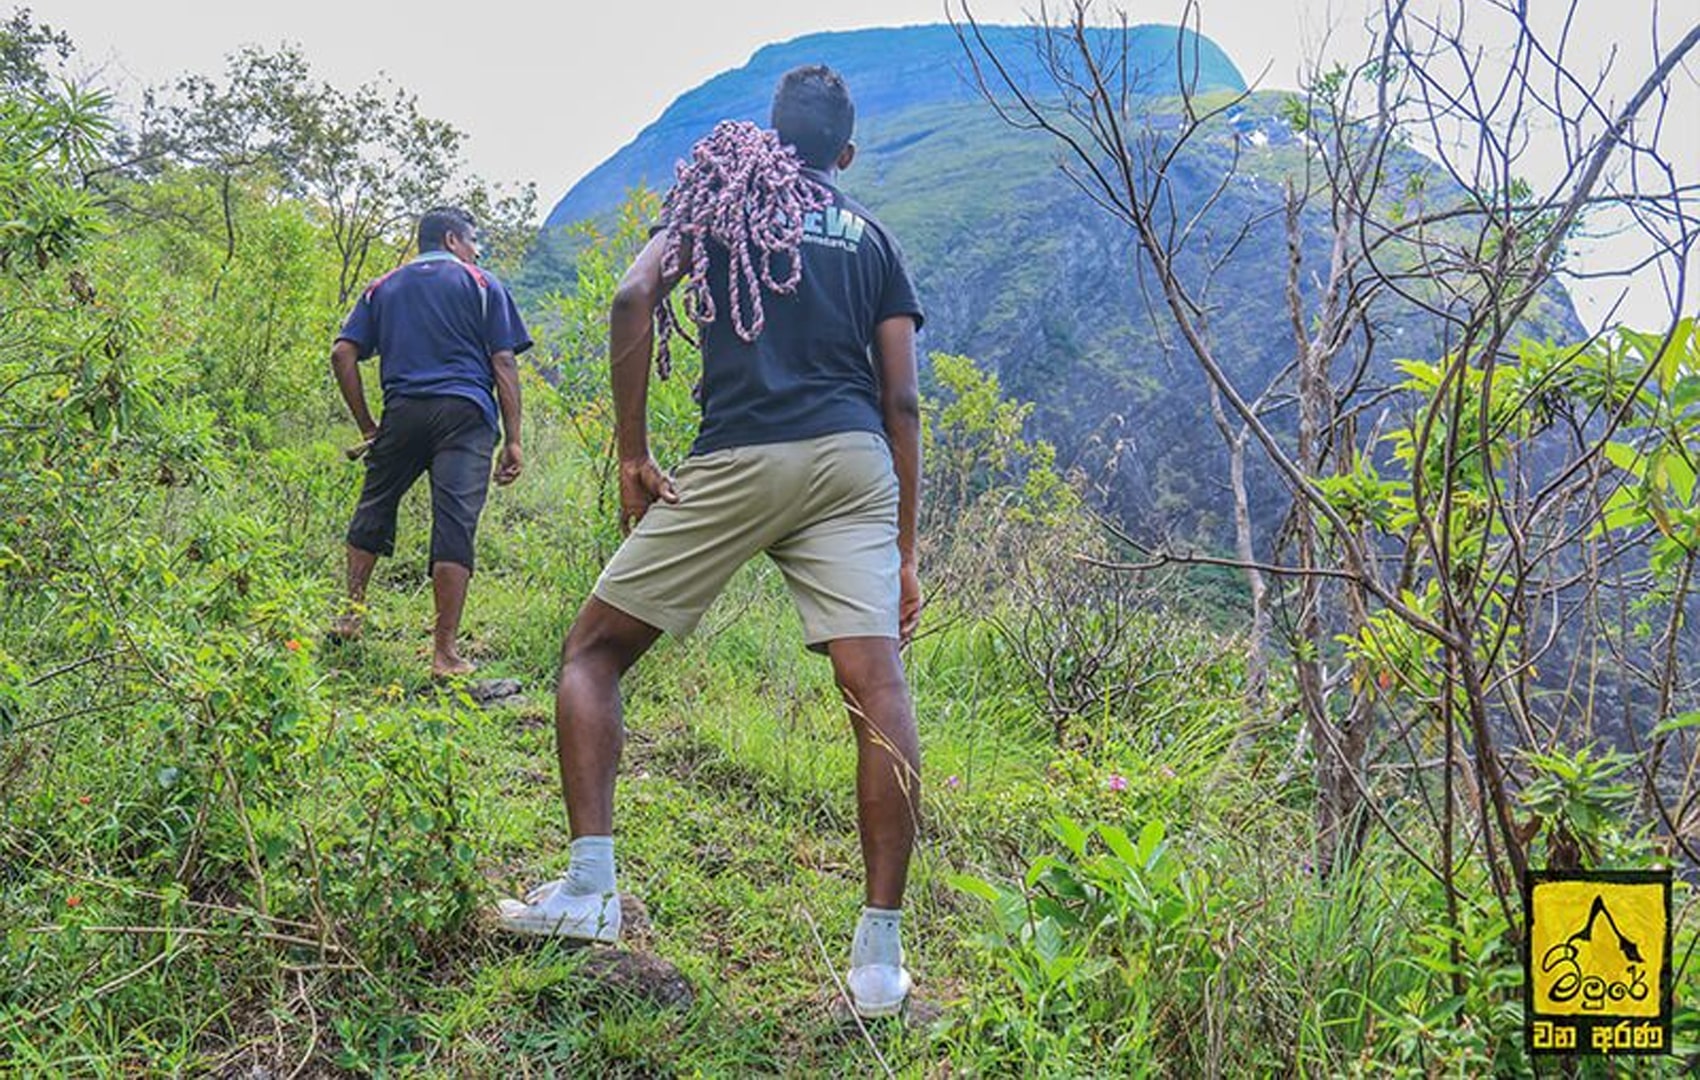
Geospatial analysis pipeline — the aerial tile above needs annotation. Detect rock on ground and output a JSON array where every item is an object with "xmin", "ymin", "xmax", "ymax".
[
  {"xmin": 466, "ymin": 678, "xmax": 525, "ymax": 706},
  {"xmin": 573, "ymin": 947, "xmax": 696, "ymax": 1011}
]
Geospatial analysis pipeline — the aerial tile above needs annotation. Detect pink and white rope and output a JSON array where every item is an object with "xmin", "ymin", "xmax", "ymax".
[{"xmin": 653, "ymin": 120, "xmax": 832, "ymax": 379}]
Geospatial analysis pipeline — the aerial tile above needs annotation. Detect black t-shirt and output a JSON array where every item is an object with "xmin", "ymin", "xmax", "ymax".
[{"xmin": 690, "ymin": 168, "xmax": 924, "ymax": 455}]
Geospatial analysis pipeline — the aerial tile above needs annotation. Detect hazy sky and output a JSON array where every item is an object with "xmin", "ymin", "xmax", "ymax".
[{"xmin": 32, "ymin": 0, "xmax": 1700, "ymax": 327}]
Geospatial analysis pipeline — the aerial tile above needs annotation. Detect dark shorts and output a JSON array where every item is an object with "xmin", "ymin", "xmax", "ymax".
[{"xmin": 345, "ymin": 395, "xmax": 496, "ymax": 572}]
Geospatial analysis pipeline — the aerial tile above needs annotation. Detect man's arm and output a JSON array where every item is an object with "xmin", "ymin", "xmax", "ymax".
[
  {"xmin": 873, "ymin": 315, "xmax": 922, "ymax": 642},
  {"xmin": 331, "ymin": 339, "xmax": 378, "ymax": 439},
  {"xmin": 491, "ymin": 348, "xmax": 523, "ymax": 485},
  {"xmin": 610, "ymin": 231, "xmax": 689, "ymax": 533}
]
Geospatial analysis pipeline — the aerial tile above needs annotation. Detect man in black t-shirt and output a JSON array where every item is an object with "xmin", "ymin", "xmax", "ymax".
[{"xmin": 496, "ymin": 66, "xmax": 925, "ymax": 1018}]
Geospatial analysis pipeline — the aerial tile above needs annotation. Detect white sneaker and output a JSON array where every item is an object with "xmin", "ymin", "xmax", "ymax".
[
  {"xmin": 493, "ymin": 878, "xmax": 621, "ymax": 942},
  {"xmin": 846, "ymin": 962, "xmax": 912, "ymax": 1018}
]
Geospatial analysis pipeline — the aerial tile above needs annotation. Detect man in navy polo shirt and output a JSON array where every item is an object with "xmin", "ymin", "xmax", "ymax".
[{"xmin": 328, "ymin": 206, "xmax": 531, "ymax": 677}]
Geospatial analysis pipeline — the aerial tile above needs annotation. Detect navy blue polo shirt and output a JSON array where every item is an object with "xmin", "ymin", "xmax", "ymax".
[{"xmin": 337, "ymin": 250, "xmax": 533, "ymax": 432}]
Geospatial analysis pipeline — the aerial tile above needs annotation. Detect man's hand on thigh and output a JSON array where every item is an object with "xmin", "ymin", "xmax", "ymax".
[{"xmin": 618, "ymin": 456, "xmax": 678, "ymax": 535}]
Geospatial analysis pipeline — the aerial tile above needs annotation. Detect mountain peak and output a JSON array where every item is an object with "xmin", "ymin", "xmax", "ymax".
[{"xmin": 544, "ymin": 23, "xmax": 1247, "ymax": 228}]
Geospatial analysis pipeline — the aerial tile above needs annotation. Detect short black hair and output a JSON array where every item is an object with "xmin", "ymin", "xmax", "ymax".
[
  {"xmin": 417, "ymin": 206, "xmax": 476, "ymax": 252},
  {"xmin": 770, "ymin": 65, "xmax": 854, "ymax": 169}
]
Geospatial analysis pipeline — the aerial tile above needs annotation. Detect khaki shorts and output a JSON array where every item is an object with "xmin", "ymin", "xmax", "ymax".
[{"xmin": 594, "ymin": 430, "xmax": 900, "ymax": 648}]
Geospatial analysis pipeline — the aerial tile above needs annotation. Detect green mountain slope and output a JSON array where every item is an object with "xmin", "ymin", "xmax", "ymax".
[
  {"xmin": 533, "ymin": 25, "xmax": 1581, "ymax": 542},
  {"xmin": 543, "ymin": 24, "xmax": 1245, "ymax": 227}
]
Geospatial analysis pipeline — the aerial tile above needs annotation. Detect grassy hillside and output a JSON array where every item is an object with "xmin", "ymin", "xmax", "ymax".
[{"xmin": 6, "ymin": 177, "xmax": 1697, "ymax": 1074}]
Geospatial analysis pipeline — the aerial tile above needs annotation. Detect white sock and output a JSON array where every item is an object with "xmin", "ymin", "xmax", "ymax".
[
  {"xmin": 561, "ymin": 835, "xmax": 616, "ymax": 897},
  {"xmin": 851, "ymin": 906, "xmax": 903, "ymax": 968}
]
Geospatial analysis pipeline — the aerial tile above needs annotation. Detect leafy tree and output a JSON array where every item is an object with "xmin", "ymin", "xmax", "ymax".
[
  {"xmin": 0, "ymin": 7, "xmax": 70, "ymax": 93},
  {"xmin": 0, "ymin": 11, "xmax": 107, "ymax": 274},
  {"xmin": 139, "ymin": 44, "xmax": 534, "ymax": 303}
]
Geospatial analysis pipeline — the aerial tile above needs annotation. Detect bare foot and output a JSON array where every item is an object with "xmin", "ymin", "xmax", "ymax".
[
  {"xmin": 327, "ymin": 613, "xmax": 363, "ymax": 643},
  {"xmin": 432, "ymin": 654, "xmax": 477, "ymax": 679}
]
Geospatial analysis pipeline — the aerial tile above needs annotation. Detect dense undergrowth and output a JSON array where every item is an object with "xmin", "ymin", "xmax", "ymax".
[{"xmin": 4, "ymin": 16, "xmax": 1700, "ymax": 1077}]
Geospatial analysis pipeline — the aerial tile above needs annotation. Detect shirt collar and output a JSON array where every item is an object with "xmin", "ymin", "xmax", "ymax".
[{"xmin": 413, "ymin": 249, "xmax": 461, "ymax": 264}]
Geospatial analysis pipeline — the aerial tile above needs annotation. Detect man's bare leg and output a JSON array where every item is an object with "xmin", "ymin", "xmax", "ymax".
[
  {"xmin": 331, "ymin": 545, "xmax": 378, "ymax": 641},
  {"xmin": 492, "ymin": 599, "xmax": 660, "ymax": 939},
  {"xmin": 830, "ymin": 635, "xmax": 920, "ymax": 1014},
  {"xmin": 827, "ymin": 636, "xmax": 921, "ymax": 908},
  {"xmin": 556, "ymin": 597, "xmax": 662, "ymax": 836},
  {"xmin": 431, "ymin": 561, "xmax": 476, "ymax": 677}
]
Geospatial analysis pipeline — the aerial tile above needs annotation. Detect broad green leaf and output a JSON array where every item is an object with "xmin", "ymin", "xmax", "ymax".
[
  {"xmin": 1661, "ymin": 319, "xmax": 1693, "ymax": 391},
  {"xmin": 1099, "ymin": 824, "xmax": 1141, "ymax": 869},
  {"xmin": 1603, "ymin": 442, "xmax": 1644, "ymax": 478},
  {"xmin": 1025, "ymin": 855, "xmax": 1064, "ymax": 890},
  {"xmin": 1651, "ymin": 711, "xmax": 1700, "ymax": 738},
  {"xmin": 1664, "ymin": 452, "xmax": 1696, "ymax": 503},
  {"xmin": 946, "ymin": 872, "xmax": 1001, "ymax": 904},
  {"xmin": 1034, "ymin": 917, "xmax": 1065, "ymax": 968},
  {"xmin": 1591, "ymin": 486, "xmax": 1646, "ymax": 537},
  {"xmin": 1138, "ymin": 820, "xmax": 1166, "ymax": 863},
  {"xmin": 1052, "ymin": 815, "xmax": 1089, "ymax": 858}
]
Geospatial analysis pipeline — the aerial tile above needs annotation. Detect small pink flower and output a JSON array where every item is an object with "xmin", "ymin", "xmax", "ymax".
[
  {"xmin": 944, "ymin": 775, "xmax": 962, "ymax": 789},
  {"xmin": 284, "ymin": 639, "xmax": 302, "ymax": 653},
  {"xmin": 1107, "ymin": 773, "xmax": 1129, "ymax": 792}
]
